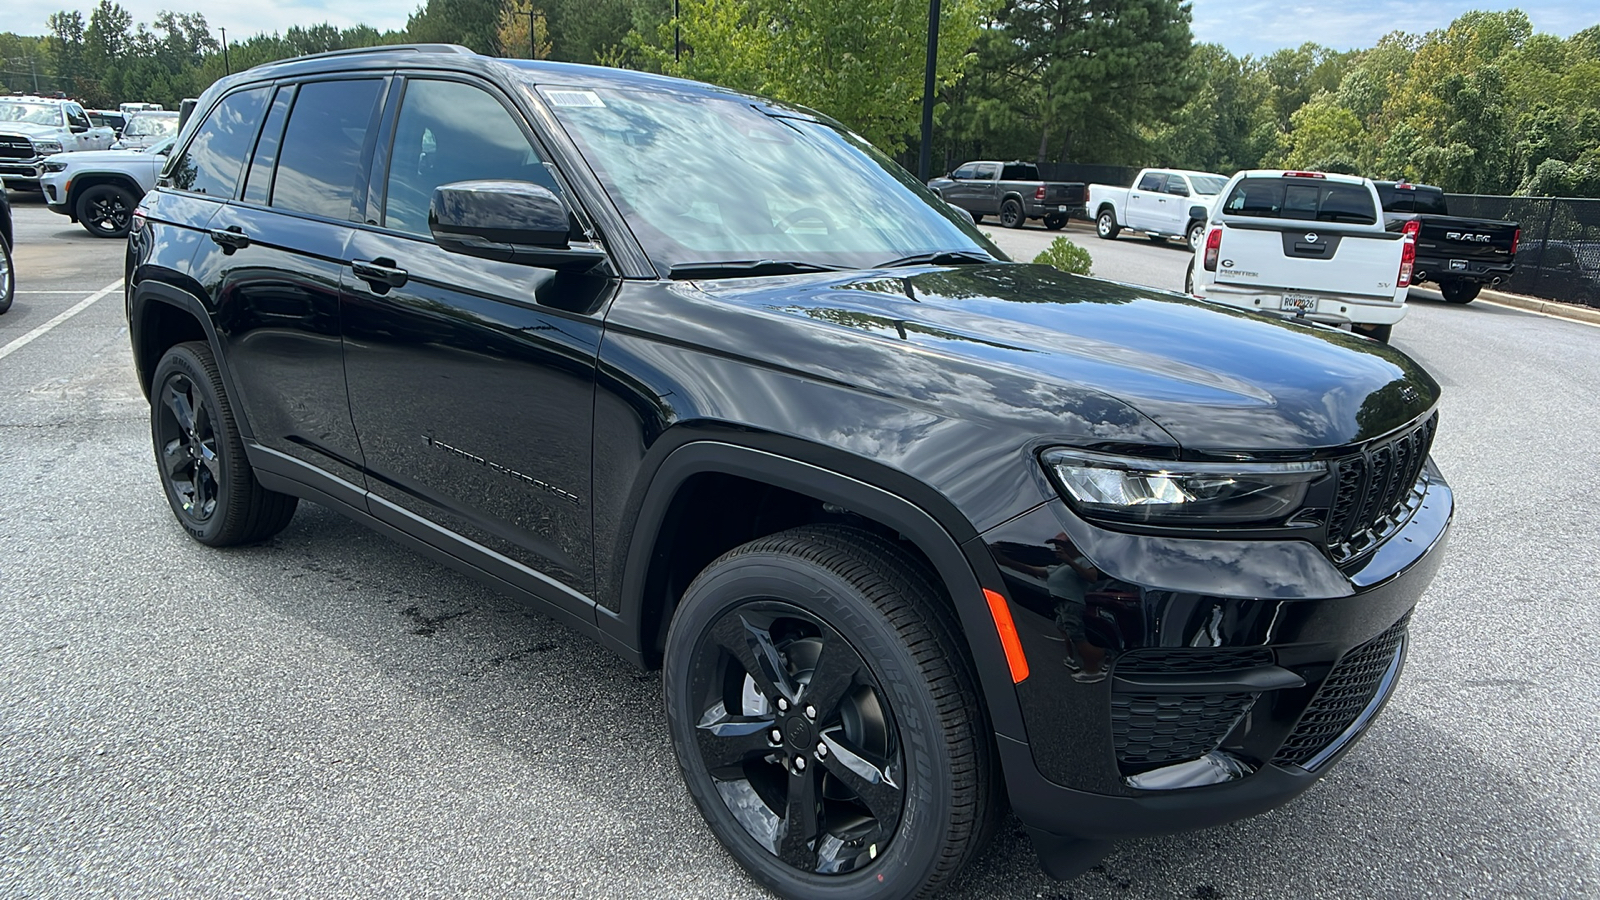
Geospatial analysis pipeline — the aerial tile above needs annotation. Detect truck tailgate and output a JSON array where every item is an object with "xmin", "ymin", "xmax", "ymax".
[
  {"xmin": 1042, "ymin": 183, "xmax": 1084, "ymax": 204},
  {"xmin": 1216, "ymin": 225, "xmax": 1403, "ymax": 299},
  {"xmin": 1415, "ymin": 215, "xmax": 1518, "ymax": 263}
]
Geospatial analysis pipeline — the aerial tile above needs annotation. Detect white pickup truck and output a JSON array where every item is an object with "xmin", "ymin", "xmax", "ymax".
[
  {"xmin": 1185, "ymin": 170, "xmax": 1414, "ymax": 343},
  {"xmin": 1088, "ymin": 168, "xmax": 1229, "ymax": 250},
  {"xmin": 0, "ymin": 97, "xmax": 117, "ymax": 189}
]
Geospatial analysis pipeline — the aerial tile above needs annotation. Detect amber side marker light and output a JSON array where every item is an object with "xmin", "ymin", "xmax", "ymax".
[{"xmin": 983, "ymin": 589, "xmax": 1030, "ymax": 683}]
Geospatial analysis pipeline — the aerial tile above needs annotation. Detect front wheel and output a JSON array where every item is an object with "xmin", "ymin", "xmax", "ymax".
[
  {"xmin": 151, "ymin": 341, "xmax": 298, "ymax": 545},
  {"xmin": 76, "ymin": 183, "xmax": 137, "ymax": 238},
  {"xmin": 1095, "ymin": 209, "xmax": 1120, "ymax": 239},
  {"xmin": 664, "ymin": 525, "xmax": 998, "ymax": 900},
  {"xmin": 1000, "ymin": 199, "xmax": 1025, "ymax": 229},
  {"xmin": 0, "ymin": 233, "xmax": 13, "ymax": 314},
  {"xmin": 1043, "ymin": 214, "xmax": 1066, "ymax": 230},
  {"xmin": 1439, "ymin": 280, "xmax": 1481, "ymax": 304}
]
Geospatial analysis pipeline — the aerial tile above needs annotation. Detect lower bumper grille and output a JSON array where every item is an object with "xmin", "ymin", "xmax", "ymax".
[
  {"xmin": 1273, "ymin": 614, "xmax": 1410, "ymax": 768},
  {"xmin": 1112, "ymin": 691, "xmax": 1257, "ymax": 768}
]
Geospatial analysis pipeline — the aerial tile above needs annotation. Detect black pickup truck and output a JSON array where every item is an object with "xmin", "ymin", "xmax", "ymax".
[
  {"xmin": 1377, "ymin": 181, "xmax": 1519, "ymax": 304},
  {"xmin": 928, "ymin": 160, "xmax": 1086, "ymax": 230}
]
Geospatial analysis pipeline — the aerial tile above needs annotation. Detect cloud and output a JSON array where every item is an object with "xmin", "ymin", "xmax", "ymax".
[
  {"xmin": 9, "ymin": 0, "xmax": 416, "ymax": 42},
  {"xmin": 1193, "ymin": 0, "xmax": 1594, "ymax": 56}
]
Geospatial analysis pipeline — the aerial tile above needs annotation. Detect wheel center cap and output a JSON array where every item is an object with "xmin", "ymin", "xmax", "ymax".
[{"xmin": 784, "ymin": 716, "xmax": 814, "ymax": 748}]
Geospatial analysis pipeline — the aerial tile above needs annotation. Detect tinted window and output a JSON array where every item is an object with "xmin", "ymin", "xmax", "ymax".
[
  {"xmin": 66, "ymin": 105, "xmax": 90, "ymax": 128},
  {"xmin": 383, "ymin": 79, "xmax": 555, "ymax": 237},
  {"xmin": 972, "ymin": 163, "xmax": 998, "ymax": 180},
  {"xmin": 1136, "ymin": 172, "xmax": 1167, "ymax": 192},
  {"xmin": 242, "ymin": 87, "xmax": 294, "ymax": 206},
  {"xmin": 951, "ymin": 164, "xmax": 975, "ymax": 180},
  {"xmin": 169, "ymin": 88, "xmax": 270, "ymax": 197},
  {"xmin": 272, "ymin": 79, "xmax": 383, "ymax": 220},
  {"xmin": 1222, "ymin": 178, "xmax": 1376, "ymax": 224},
  {"xmin": 1001, "ymin": 163, "xmax": 1037, "ymax": 181},
  {"xmin": 1166, "ymin": 175, "xmax": 1190, "ymax": 196}
]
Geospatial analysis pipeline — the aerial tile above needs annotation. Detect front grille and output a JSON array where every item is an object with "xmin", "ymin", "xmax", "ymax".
[
  {"xmin": 1274, "ymin": 614, "xmax": 1410, "ymax": 768},
  {"xmin": 1115, "ymin": 647, "xmax": 1275, "ymax": 675},
  {"xmin": 1325, "ymin": 414, "xmax": 1436, "ymax": 562},
  {"xmin": 0, "ymin": 136, "xmax": 34, "ymax": 160},
  {"xmin": 1112, "ymin": 692, "xmax": 1258, "ymax": 769}
]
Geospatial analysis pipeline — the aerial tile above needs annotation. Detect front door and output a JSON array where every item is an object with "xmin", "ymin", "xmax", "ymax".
[{"xmin": 340, "ymin": 75, "xmax": 611, "ymax": 617}]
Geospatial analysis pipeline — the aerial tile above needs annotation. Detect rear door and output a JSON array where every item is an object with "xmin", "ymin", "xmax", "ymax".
[
  {"xmin": 971, "ymin": 162, "xmax": 1000, "ymax": 214},
  {"xmin": 1126, "ymin": 170, "xmax": 1167, "ymax": 231},
  {"xmin": 1160, "ymin": 174, "xmax": 1192, "ymax": 233},
  {"xmin": 1216, "ymin": 175, "xmax": 1402, "ymax": 298}
]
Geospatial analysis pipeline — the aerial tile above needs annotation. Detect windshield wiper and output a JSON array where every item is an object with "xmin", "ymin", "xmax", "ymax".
[
  {"xmin": 873, "ymin": 250, "xmax": 997, "ymax": 268},
  {"xmin": 667, "ymin": 259, "xmax": 846, "ymax": 280}
]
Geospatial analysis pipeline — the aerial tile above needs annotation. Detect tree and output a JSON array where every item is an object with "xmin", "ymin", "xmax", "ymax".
[
  {"xmin": 1269, "ymin": 92, "xmax": 1363, "ymax": 173},
  {"xmin": 406, "ymin": 0, "xmax": 504, "ymax": 54},
  {"xmin": 47, "ymin": 11, "xmax": 87, "ymax": 87},
  {"xmin": 496, "ymin": 0, "xmax": 553, "ymax": 59},
  {"xmin": 1150, "ymin": 43, "xmax": 1276, "ymax": 173}
]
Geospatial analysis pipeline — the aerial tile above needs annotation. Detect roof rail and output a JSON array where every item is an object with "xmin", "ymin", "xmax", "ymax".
[{"xmin": 279, "ymin": 43, "xmax": 476, "ymax": 64}]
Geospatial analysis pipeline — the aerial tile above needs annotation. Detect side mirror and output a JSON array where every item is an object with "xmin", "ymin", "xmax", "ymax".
[
  {"xmin": 1189, "ymin": 204, "xmax": 1208, "ymax": 220},
  {"xmin": 429, "ymin": 180, "xmax": 607, "ymax": 271}
]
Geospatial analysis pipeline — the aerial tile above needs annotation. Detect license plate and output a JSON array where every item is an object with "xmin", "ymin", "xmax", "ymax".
[
  {"xmin": 1281, "ymin": 293, "xmax": 1316, "ymax": 312},
  {"xmin": 1057, "ymin": 205, "xmax": 1068, "ymax": 212},
  {"xmin": 1449, "ymin": 258, "xmax": 1468, "ymax": 271}
]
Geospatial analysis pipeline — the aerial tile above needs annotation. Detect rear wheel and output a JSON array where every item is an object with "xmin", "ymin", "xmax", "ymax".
[
  {"xmin": 1095, "ymin": 209, "xmax": 1120, "ymax": 239},
  {"xmin": 1187, "ymin": 220, "xmax": 1205, "ymax": 252},
  {"xmin": 1183, "ymin": 259, "xmax": 1195, "ymax": 295},
  {"xmin": 1355, "ymin": 322, "xmax": 1393, "ymax": 343},
  {"xmin": 151, "ymin": 341, "xmax": 298, "ymax": 546},
  {"xmin": 0, "ymin": 234, "xmax": 13, "ymax": 314},
  {"xmin": 664, "ymin": 525, "xmax": 998, "ymax": 900},
  {"xmin": 76, "ymin": 183, "xmax": 137, "ymax": 238},
  {"xmin": 1439, "ymin": 280, "xmax": 1481, "ymax": 304},
  {"xmin": 1000, "ymin": 199, "xmax": 1025, "ymax": 229},
  {"xmin": 1042, "ymin": 214, "xmax": 1066, "ymax": 230}
]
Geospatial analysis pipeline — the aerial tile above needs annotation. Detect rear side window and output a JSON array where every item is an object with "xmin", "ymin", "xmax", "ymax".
[
  {"xmin": 382, "ymin": 79, "xmax": 557, "ymax": 237},
  {"xmin": 271, "ymin": 79, "xmax": 384, "ymax": 220},
  {"xmin": 972, "ymin": 163, "xmax": 998, "ymax": 180},
  {"xmin": 1001, "ymin": 163, "xmax": 1038, "ymax": 181},
  {"xmin": 1223, "ymin": 178, "xmax": 1376, "ymax": 224},
  {"xmin": 241, "ymin": 87, "xmax": 294, "ymax": 206},
  {"xmin": 1136, "ymin": 172, "xmax": 1167, "ymax": 192},
  {"xmin": 169, "ymin": 88, "xmax": 270, "ymax": 198}
]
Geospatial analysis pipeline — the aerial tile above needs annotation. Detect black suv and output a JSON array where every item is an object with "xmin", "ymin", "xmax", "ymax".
[{"xmin": 127, "ymin": 45, "xmax": 1452, "ymax": 899}]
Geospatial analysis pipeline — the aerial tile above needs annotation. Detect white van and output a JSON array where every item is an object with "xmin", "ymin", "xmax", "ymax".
[{"xmin": 1185, "ymin": 170, "xmax": 1414, "ymax": 342}]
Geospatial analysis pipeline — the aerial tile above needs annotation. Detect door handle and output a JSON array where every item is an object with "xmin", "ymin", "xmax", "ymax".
[
  {"xmin": 352, "ymin": 258, "xmax": 409, "ymax": 290},
  {"xmin": 209, "ymin": 226, "xmax": 249, "ymax": 251}
]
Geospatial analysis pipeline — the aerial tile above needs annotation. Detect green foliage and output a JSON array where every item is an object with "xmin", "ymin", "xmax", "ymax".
[{"xmin": 1033, "ymin": 237, "xmax": 1092, "ymax": 275}]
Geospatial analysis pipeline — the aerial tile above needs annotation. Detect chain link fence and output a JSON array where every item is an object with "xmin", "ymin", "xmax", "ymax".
[{"xmin": 1445, "ymin": 194, "xmax": 1600, "ymax": 308}]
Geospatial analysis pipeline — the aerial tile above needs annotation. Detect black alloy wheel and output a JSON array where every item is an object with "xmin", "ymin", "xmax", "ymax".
[
  {"xmin": 150, "ymin": 342, "xmax": 297, "ymax": 546},
  {"xmin": 665, "ymin": 526, "xmax": 998, "ymax": 900},
  {"xmin": 1043, "ymin": 214, "xmax": 1066, "ymax": 230},
  {"xmin": 0, "ymin": 234, "xmax": 13, "ymax": 314},
  {"xmin": 1000, "ymin": 199, "xmax": 1024, "ymax": 229},
  {"xmin": 76, "ymin": 183, "xmax": 137, "ymax": 238},
  {"xmin": 1439, "ymin": 279, "xmax": 1481, "ymax": 304},
  {"xmin": 1095, "ymin": 209, "xmax": 1120, "ymax": 239}
]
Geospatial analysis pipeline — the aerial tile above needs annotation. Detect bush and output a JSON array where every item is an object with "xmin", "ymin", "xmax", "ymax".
[{"xmin": 1032, "ymin": 237, "xmax": 1093, "ymax": 275}]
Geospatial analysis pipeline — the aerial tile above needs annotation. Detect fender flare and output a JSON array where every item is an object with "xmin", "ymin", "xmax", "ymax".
[
  {"xmin": 67, "ymin": 172, "xmax": 147, "ymax": 213},
  {"xmin": 598, "ymin": 438, "xmax": 1027, "ymax": 740},
  {"xmin": 129, "ymin": 280, "xmax": 256, "ymax": 441}
]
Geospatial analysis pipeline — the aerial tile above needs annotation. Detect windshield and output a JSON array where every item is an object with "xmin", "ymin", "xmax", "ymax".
[
  {"xmin": 1190, "ymin": 175, "xmax": 1228, "ymax": 195},
  {"xmin": 125, "ymin": 114, "xmax": 178, "ymax": 137},
  {"xmin": 0, "ymin": 102, "xmax": 63, "ymax": 127},
  {"xmin": 529, "ymin": 81, "xmax": 999, "ymax": 273}
]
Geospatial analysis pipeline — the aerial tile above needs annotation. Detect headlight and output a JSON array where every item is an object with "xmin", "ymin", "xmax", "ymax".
[
  {"xmin": 34, "ymin": 140, "xmax": 64, "ymax": 155},
  {"xmin": 41, "ymin": 160, "xmax": 68, "ymax": 173},
  {"xmin": 1042, "ymin": 448, "xmax": 1327, "ymax": 525}
]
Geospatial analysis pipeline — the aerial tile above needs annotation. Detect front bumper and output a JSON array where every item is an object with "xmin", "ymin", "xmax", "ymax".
[
  {"xmin": 0, "ymin": 159, "xmax": 43, "ymax": 187},
  {"xmin": 977, "ymin": 462, "xmax": 1451, "ymax": 851}
]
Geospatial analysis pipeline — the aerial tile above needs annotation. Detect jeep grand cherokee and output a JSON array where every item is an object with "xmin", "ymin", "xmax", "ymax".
[{"xmin": 127, "ymin": 44, "xmax": 1452, "ymax": 899}]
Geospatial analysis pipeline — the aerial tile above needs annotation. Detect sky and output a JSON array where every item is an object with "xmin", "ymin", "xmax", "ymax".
[{"xmin": 5, "ymin": 0, "xmax": 1597, "ymax": 56}]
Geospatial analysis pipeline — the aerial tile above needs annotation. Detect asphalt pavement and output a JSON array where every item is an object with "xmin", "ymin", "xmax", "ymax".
[{"xmin": 2, "ymin": 193, "xmax": 1596, "ymax": 899}]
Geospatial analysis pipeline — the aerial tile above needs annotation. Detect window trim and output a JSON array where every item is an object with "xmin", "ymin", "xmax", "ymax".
[{"xmin": 240, "ymin": 83, "xmax": 297, "ymax": 208}]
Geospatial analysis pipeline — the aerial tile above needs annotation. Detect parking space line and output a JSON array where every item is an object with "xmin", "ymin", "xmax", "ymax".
[
  {"xmin": 0, "ymin": 279, "xmax": 124, "ymax": 363},
  {"xmin": 15, "ymin": 290, "xmax": 108, "ymax": 295}
]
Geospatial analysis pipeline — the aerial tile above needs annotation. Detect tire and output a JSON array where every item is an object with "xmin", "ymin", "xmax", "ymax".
[
  {"xmin": 1184, "ymin": 258, "xmax": 1195, "ymax": 295},
  {"xmin": 150, "ymin": 341, "xmax": 297, "ymax": 546},
  {"xmin": 1187, "ymin": 221, "xmax": 1205, "ymax": 252},
  {"xmin": 1042, "ymin": 214, "xmax": 1066, "ymax": 230},
  {"xmin": 664, "ymin": 524, "xmax": 999, "ymax": 900},
  {"xmin": 1439, "ymin": 280, "xmax": 1481, "ymax": 304},
  {"xmin": 1095, "ymin": 209, "xmax": 1120, "ymax": 240},
  {"xmin": 75, "ymin": 183, "xmax": 137, "ymax": 238},
  {"xmin": 0, "ymin": 234, "xmax": 13, "ymax": 315},
  {"xmin": 1000, "ymin": 199, "xmax": 1025, "ymax": 229},
  {"xmin": 1356, "ymin": 323, "xmax": 1393, "ymax": 343},
  {"xmin": 970, "ymin": 213, "xmax": 984, "ymax": 224}
]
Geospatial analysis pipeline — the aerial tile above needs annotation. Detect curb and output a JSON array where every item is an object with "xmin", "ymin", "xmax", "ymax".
[{"xmin": 1474, "ymin": 288, "xmax": 1600, "ymax": 327}]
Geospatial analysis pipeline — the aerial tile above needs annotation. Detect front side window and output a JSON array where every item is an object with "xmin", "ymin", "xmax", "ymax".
[
  {"xmin": 533, "ymin": 82, "xmax": 995, "ymax": 272},
  {"xmin": 951, "ymin": 164, "xmax": 976, "ymax": 180},
  {"xmin": 168, "ymin": 88, "xmax": 270, "ymax": 198},
  {"xmin": 383, "ymin": 79, "xmax": 556, "ymax": 237},
  {"xmin": 271, "ymin": 79, "xmax": 384, "ymax": 220},
  {"xmin": 1166, "ymin": 176, "xmax": 1190, "ymax": 196},
  {"xmin": 66, "ymin": 105, "xmax": 90, "ymax": 129}
]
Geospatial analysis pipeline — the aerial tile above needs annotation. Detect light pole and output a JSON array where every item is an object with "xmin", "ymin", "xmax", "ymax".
[
  {"xmin": 519, "ymin": 9, "xmax": 546, "ymax": 59},
  {"xmin": 674, "ymin": 0, "xmax": 681, "ymax": 62},
  {"xmin": 918, "ymin": 0, "xmax": 940, "ymax": 182},
  {"xmin": 220, "ymin": 27, "xmax": 230, "ymax": 74}
]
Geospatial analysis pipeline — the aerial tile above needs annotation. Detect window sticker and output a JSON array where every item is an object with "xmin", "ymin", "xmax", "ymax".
[{"xmin": 545, "ymin": 90, "xmax": 606, "ymax": 108}]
